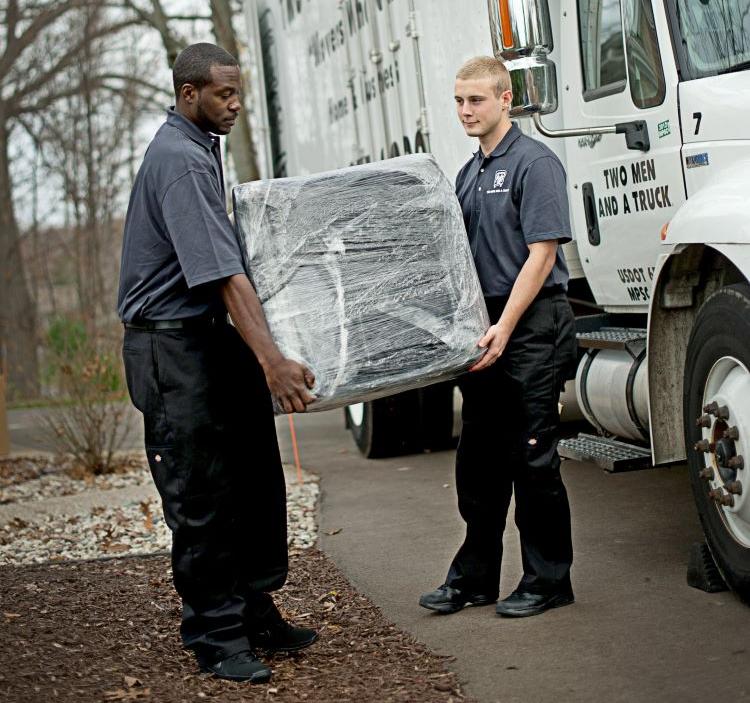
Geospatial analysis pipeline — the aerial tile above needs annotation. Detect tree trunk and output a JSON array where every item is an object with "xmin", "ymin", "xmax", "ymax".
[
  {"xmin": 0, "ymin": 114, "xmax": 39, "ymax": 399},
  {"xmin": 210, "ymin": 0, "xmax": 260, "ymax": 184}
]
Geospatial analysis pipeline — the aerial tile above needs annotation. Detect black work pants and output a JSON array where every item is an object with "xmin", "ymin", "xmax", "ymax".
[
  {"xmin": 445, "ymin": 293, "xmax": 578, "ymax": 596},
  {"xmin": 122, "ymin": 321, "xmax": 287, "ymax": 665}
]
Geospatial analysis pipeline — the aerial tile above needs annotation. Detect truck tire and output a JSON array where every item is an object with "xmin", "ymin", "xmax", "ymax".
[
  {"xmin": 345, "ymin": 384, "xmax": 455, "ymax": 458},
  {"xmin": 684, "ymin": 283, "xmax": 750, "ymax": 602}
]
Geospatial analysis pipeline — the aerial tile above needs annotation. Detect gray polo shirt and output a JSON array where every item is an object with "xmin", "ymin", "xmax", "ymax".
[
  {"xmin": 117, "ymin": 108, "xmax": 246, "ymax": 322},
  {"xmin": 456, "ymin": 123, "xmax": 571, "ymax": 298}
]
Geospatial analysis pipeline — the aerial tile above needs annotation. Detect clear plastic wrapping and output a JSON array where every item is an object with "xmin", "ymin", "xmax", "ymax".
[{"xmin": 232, "ymin": 154, "xmax": 490, "ymax": 412}]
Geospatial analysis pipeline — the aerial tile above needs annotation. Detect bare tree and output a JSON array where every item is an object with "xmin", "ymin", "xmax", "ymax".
[
  {"xmin": 0, "ymin": 0, "xmax": 137, "ymax": 398},
  {"xmin": 210, "ymin": 0, "xmax": 260, "ymax": 182}
]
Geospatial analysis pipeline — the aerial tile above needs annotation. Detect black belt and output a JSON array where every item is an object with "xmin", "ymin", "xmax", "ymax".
[
  {"xmin": 486, "ymin": 285, "xmax": 566, "ymax": 308},
  {"xmin": 124, "ymin": 314, "xmax": 227, "ymax": 331}
]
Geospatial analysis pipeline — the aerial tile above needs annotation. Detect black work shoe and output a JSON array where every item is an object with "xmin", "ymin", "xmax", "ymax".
[
  {"xmin": 201, "ymin": 650, "xmax": 271, "ymax": 683},
  {"xmin": 495, "ymin": 590, "xmax": 574, "ymax": 618},
  {"xmin": 250, "ymin": 620, "xmax": 319, "ymax": 652},
  {"xmin": 419, "ymin": 584, "xmax": 498, "ymax": 614}
]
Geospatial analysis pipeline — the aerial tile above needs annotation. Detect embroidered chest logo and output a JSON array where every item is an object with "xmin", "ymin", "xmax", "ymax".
[{"xmin": 493, "ymin": 170, "xmax": 507, "ymax": 189}]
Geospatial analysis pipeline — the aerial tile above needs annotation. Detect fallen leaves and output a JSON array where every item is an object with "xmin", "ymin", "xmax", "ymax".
[{"xmin": 103, "ymin": 687, "xmax": 151, "ymax": 700}]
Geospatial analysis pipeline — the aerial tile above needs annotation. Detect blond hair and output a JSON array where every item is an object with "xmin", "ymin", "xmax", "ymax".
[{"xmin": 456, "ymin": 56, "xmax": 512, "ymax": 96}]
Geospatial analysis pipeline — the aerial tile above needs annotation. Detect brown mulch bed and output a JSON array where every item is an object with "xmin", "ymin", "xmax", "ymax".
[{"xmin": 0, "ymin": 549, "xmax": 472, "ymax": 702}]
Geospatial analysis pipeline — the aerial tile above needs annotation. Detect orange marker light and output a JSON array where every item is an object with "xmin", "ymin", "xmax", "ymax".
[
  {"xmin": 499, "ymin": 0, "xmax": 514, "ymax": 49},
  {"xmin": 660, "ymin": 221, "xmax": 669, "ymax": 241}
]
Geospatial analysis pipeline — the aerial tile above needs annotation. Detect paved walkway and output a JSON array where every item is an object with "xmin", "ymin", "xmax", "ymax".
[{"xmin": 277, "ymin": 409, "xmax": 750, "ymax": 703}]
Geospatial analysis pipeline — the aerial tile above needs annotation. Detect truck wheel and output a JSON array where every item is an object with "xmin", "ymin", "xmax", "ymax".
[
  {"xmin": 344, "ymin": 385, "xmax": 455, "ymax": 458},
  {"xmin": 684, "ymin": 283, "xmax": 750, "ymax": 602}
]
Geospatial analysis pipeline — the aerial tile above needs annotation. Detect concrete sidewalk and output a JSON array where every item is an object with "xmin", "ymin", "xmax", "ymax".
[{"xmin": 277, "ymin": 409, "xmax": 749, "ymax": 703}]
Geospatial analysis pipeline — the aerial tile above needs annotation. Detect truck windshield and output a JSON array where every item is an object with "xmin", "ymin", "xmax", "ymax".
[{"xmin": 673, "ymin": 0, "xmax": 750, "ymax": 78}]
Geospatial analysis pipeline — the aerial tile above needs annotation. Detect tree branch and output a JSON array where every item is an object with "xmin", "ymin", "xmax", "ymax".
[
  {"xmin": 8, "ymin": 17, "xmax": 141, "ymax": 112},
  {"xmin": 0, "ymin": 0, "xmax": 93, "ymax": 77},
  {"xmin": 97, "ymin": 72, "xmax": 172, "ymax": 98}
]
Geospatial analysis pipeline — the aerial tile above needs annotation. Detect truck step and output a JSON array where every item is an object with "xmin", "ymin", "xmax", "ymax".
[
  {"xmin": 576, "ymin": 327, "xmax": 646, "ymax": 354},
  {"xmin": 559, "ymin": 433, "xmax": 652, "ymax": 472}
]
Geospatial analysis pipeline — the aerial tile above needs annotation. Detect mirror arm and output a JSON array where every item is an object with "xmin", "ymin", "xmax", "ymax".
[{"xmin": 531, "ymin": 113, "xmax": 650, "ymax": 152}]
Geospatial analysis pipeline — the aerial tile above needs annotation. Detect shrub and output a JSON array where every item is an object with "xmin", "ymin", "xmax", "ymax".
[{"xmin": 42, "ymin": 317, "xmax": 131, "ymax": 475}]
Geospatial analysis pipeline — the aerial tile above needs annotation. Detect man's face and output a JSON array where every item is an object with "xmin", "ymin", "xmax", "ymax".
[
  {"xmin": 454, "ymin": 77, "xmax": 510, "ymax": 138},
  {"xmin": 186, "ymin": 65, "xmax": 242, "ymax": 135}
]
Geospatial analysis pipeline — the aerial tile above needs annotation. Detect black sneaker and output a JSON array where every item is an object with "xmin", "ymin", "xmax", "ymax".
[
  {"xmin": 201, "ymin": 650, "xmax": 271, "ymax": 683},
  {"xmin": 250, "ymin": 620, "xmax": 319, "ymax": 652},
  {"xmin": 419, "ymin": 584, "xmax": 498, "ymax": 614},
  {"xmin": 495, "ymin": 589, "xmax": 574, "ymax": 618}
]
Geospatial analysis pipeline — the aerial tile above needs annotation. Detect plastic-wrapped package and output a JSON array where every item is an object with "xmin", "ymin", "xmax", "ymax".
[{"xmin": 232, "ymin": 154, "xmax": 490, "ymax": 412}]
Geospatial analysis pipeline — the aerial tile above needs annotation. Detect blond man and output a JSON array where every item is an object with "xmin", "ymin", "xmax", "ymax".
[{"xmin": 419, "ymin": 57, "xmax": 579, "ymax": 618}]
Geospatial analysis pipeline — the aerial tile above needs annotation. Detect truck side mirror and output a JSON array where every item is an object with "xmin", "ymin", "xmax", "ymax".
[
  {"xmin": 487, "ymin": 0, "xmax": 649, "ymax": 150},
  {"xmin": 487, "ymin": 0, "xmax": 558, "ymax": 116}
]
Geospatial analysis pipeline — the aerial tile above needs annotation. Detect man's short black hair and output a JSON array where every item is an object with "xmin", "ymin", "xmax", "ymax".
[{"xmin": 172, "ymin": 43, "xmax": 239, "ymax": 99}]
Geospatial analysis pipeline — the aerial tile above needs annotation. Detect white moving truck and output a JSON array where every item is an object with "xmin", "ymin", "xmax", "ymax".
[{"xmin": 243, "ymin": 0, "xmax": 750, "ymax": 599}]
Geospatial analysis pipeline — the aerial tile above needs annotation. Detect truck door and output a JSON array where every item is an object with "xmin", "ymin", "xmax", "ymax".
[{"xmin": 561, "ymin": 0, "xmax": 685, "ymax": 310}]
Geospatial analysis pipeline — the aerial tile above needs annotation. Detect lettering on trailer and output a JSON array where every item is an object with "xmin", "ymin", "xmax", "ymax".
[
  {"xmin": 615, "ymin": 267, "xmax": 656, "ymax": 302},
  {"xmin": 598, "ymin": 158, "xmax": 673, "ymax": 218},
  {"xmin": 297, "ymin": 0, "xmax": 397, "ymax": 65},
  {"xmin": 327, "ymin": 58, "xmax": 401, "ymax": 125}
]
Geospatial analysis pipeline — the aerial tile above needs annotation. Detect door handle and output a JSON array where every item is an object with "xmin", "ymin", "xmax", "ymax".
[{"xmin": 582, "ymin": 182, "xmax": 600, "ymax": 246}]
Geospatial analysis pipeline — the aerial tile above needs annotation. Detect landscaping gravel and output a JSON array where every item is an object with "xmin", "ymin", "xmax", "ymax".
[{"xmin": 0, "ymin": 463, "xmax": 319, "ymax": 565}]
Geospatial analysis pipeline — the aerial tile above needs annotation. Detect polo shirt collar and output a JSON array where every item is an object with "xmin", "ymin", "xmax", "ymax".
[
  {"xmin": 166, "ymin": 107, "xmax": 216, "ymax": 151},
  {"xmin": 475, "ymin": 122, "xmax": 522, "ymax": 161}
]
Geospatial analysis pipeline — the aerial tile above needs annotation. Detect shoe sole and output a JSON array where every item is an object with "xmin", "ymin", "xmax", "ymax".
[
  {"xmin": 495, "ymin": 595, "xmax": 574, "ymax": 618},
  {"xmin": 261, "ymin": 632, "xmax": 319, "ymax": 653},
  {"xmin": 201, "ymin": 668, "xmax": 272, "ymax": 683},
  {"xmin": 419, "ymin": 596, "xmax": 498, "ymax": 615}
]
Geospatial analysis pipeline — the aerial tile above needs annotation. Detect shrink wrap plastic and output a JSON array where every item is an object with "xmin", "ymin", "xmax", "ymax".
[{"xmin": 232, "ymin": 154, "xmax": 490, "ymax": 412}]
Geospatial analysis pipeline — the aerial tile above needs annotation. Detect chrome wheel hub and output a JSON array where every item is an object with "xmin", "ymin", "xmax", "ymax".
[{"xmin": 695, "ymin": 356, "xmax": 750, "ymax": 548}]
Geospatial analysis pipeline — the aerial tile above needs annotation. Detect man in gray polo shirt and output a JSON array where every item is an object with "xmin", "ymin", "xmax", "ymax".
[
  {"xmin": 118, "ymin": 43, "xmax": 317, "ymax": 683},
  {"xmin": 420, "ymin": 56, "xmax": 578, "ymax": 618}
]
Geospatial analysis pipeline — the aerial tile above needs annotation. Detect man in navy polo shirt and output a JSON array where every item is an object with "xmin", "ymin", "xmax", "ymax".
[
  {"xmin": 118, "ymin": 43, "xmax": 318, "ymax": 683},
  {"xmin": 420, "ymin": 56, "xmax": 579, "ymax": 618}
]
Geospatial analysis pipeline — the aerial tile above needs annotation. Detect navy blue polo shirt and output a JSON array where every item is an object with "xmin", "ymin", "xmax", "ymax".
[
  {"xmin": 117, "ymin": 108, "xmax": 246, "ymax": 322},
  {"xmin": 455, "ymin": 123, "xmax": 571, "ymax": 298}
]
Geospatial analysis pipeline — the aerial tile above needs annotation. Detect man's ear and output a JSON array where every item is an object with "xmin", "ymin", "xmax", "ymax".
[
  {"xmin": 180, "ymin": 83, "xmax": 197, "ymax": 105},
  {"xmin": 503, "ymin": 89, "xmax": 513, "ymax": 111}
]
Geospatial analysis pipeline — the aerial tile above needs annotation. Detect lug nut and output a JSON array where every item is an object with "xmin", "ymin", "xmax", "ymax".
[
  {"xmin": 721, "ymin": 494, "xmax": 736, "ymax": 507},
  {"xmin": 699, "ymin": 467, "xmax": 714, "ymax": 481},
  {"xmin": 703, "ymin": 401, "xmax": 720, "ymax": 415},
  {"xmin": 717, "ymin": 405, "xmax": 730, "ymax": 421},
  {"xmin": 708, "ymin": 488, "xmax": 724, "ymax": 502},
  {"xmin": 728, "ymin": 456, "xmax": 744, "ymax": 470},
  {"xmin": 694, "ymin": 439, "xmax": 714, "ymax": 453},
  {"xmin": 726, "ymin": 480, "xmax": 743, "ymax": 495},
  {"xmin": 696, "ymin": 414, "xmax": 712, "ymax": 428},
  {"xmin": 724, "ymin": 426, "xmax": 740, "ymax": 440}
]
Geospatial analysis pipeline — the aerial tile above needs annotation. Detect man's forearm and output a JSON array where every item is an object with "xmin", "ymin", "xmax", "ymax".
[
  {"xmin": 498, "ymin": 244, "xmax": 557, "ymax": 334},
  {"xmin": 220, "ymin": 273, "xmax": 284, "ymax": 371}
]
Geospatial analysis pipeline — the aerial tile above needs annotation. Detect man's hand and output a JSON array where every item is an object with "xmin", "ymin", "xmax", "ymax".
[
  {"xmin": 221, "ymin": 274, "xmax": 316, "ymax": 412},
  {"xmin": 265, "ymin": 358, "xmax": 316, "ymax": 413},
  {"xmin": 469, "ymin": 322, "xmax": 511, "ymax": 372}
]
